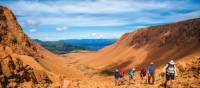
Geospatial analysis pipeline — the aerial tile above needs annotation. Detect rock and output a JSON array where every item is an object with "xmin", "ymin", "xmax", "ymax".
[
  {"xmin": 7, "ymin": 81, "xmax": 17, "ymax": 88},
  {"xmin": 5, "ymin": 46, "xmax": 12, "ymax": 55},
  {"xmin": 176, "ymin": 62, "xmax": 185, "ymax": 73},
  {"xmin": 1, "ymin": 56, "xmax": 13, "ymax": 77},
  {"xmin": 190, "ymin": 84, "xmax": 199, "ymax": 88},
  {"xmin": 193, "ymin": 74, "xmax": 199, "ymax": 79}
]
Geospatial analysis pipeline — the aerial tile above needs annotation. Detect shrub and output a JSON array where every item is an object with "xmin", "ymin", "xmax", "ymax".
[
  {"xmin": 0, "ymin": 34, "xmax": 2, "ymax": 42},
  {"xmin": 100, "ymin": 69, "xmax": 114, "ymax": 76},
  {"xmin": 12, "ymin": 35, "xmax": 17, "ymax": 44}
]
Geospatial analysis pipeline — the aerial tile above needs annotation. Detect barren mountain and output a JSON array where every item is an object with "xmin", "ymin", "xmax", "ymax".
[
  {"xmin": 63, "ymin": 18, "xmax": 200, "ymax": 88},
  {"xmin": 74, "ymin": 18, "xmax": 200, "ymax": 71}
]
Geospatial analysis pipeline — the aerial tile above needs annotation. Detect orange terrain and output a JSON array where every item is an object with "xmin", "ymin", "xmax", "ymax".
[{"xmin": 0, "ymin": 6, "xmax": 199, "ymax": 88}]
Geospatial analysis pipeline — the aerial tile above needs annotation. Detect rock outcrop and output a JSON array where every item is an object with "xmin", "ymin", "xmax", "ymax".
[
  {"xmin": 0, "ymin": 6, "xmax": 55, "ymax": 87},
  {"xmin": 0, "ymin": 46, "xmax": 52, "ymax": 88},
  {"xmin": 0, "ymin": 6, "xmax": 42, "ymax": 58}
]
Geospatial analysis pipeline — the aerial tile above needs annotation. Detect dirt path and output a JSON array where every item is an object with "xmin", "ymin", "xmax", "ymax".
[
  {"xmin": 61, "ymin": 56, "xmax": 166, "ymax": 88},
  {"xmin": 60, "ymin": 53, "xmax": 200, "ymax": 88}
]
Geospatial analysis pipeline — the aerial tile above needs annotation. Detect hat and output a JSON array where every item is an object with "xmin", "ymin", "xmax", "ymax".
[
  {"xmin": 115, "ymin": 69, "xmax": 119, "ymax": 72},
  {"xmin": 132, "ymin": 68, "xmax": 135, "ymax": 70},
  {"xmin": 150, "ymin": 62, "xmax": 154, "ymax": 65},
  {"xmin": 169, "ymin": 60, "xmax": 175, "ymax": 65}
]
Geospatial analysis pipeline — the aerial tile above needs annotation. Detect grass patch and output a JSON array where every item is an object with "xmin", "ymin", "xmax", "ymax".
[
  {"xmin": 100, "ymin": 69, "xmax": 114, "ymax": 76},
  {"xmin": 12, "ymin": 35, "xmax": 18, "ymax": 44}
]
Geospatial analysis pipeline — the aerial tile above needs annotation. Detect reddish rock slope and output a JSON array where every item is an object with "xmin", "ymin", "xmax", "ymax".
[{"xmin": 80, "ymin": 18, "xmax": 200, "ymax": 70}]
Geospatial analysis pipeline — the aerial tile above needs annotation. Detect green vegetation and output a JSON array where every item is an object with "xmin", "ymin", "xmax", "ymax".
[
  {"xmin": 0, "ymin": 34, "xmax": 2, "ymax": 42},
  {"xmin": 12, "ymin": 35, "xmax": 17, "ymax": 44},
  {"xmin": 0, "ymin": 54, "xmax": 2, "ymax": 59},
  {"xmin": 100, "ymin": 69, "xmax": 114, "ymax": 76},
  {"xmin": 34, "ymin": 39, "xmax": 116, "ymax": 54},
  {"xmin": 34, "ymin": 39, "xmax": 88, "ymax": 54}
]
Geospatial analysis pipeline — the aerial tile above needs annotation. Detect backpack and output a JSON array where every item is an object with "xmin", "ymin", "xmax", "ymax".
[
  {"xmin": 129, "ymin": 70, "xmax": 134, "ymax": 76},
  {"xmin": 120, "ymin": 70, "xmax": 125, "ymax": 77},
  {"xmin": 114, "ymin": 71, "xmax": 120, "ymax": 78},
  {"xmin": 166, "ymin": 63, "xmax": 175, "ymax": 74}
]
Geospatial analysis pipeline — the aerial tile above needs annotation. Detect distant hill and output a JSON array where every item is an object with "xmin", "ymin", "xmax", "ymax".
[
  {"xmin": 61, "ymin": 39, "xmax": 117, "ymax": 50},
  {"xmin": 34, "ymin": 39, "xmax": 117, "ymax": 54}
]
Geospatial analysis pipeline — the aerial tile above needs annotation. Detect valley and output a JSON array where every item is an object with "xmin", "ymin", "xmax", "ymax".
[{"xmin": 0, "ymin": 5, "xmax": 199, "ymax": 88}]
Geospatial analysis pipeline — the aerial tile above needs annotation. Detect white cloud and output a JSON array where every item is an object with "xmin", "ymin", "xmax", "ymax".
[
  {"xmin": 91, "ymin": 33, "xmax": 97, "ymax": 36},
  {"xmin": 166, "ymin": 10, "xmax": 200, "ymax": 22},
  {"xmin": 24, "ymin": 19, "xmax": 38, "ymax": 26},
  {"xmin": 87, "ymin": 32, "xmax": 104, "ymax": 39},
  {"xmin": 87, "ymin": 32, "xmax": 121, "ymax": 39},
  {"xmin": 29, "ymin": 28, "xmax": 37, "ymax": 33},
  {"xmin": 32, "ymin": 16, "xmax": 130, "ymax": 26},
  {"xmin": 2, "ymin": 0, "xmax": 200, "ymax": 27},
  {"xmin": 56, "ymin": 26, "xmax": 68, "ymax": 32},
  {"xmin": 7, "ymin": 0, "xmax": 175, "ymax": 15},
  {"xmin": 5, "ymin": 0, "xmax": 200, "ymax": 27}
]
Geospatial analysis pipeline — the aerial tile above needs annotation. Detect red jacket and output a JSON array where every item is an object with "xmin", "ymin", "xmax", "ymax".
[{"xmin": 120, "ymin": 69, "xmax": 125, "ymax": 77}]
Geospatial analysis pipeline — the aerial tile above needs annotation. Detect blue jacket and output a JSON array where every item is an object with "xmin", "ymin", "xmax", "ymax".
[
  {"xmin": 114, "ymin": 71, "xmax": 120, "ymax": 79},
  {"xmin": 148, "ymin": 65, "xmax": 155, "ymax": 75}
]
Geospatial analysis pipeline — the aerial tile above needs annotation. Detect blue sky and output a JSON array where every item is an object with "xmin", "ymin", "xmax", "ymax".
[{"xmin": 0, "ymin": 0, "xmax": 200, "ymax": 41}]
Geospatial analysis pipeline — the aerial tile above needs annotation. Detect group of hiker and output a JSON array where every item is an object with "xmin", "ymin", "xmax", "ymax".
[{"xmin": 114, "ymin": 60, "xmax": 177, "ymax": 87}]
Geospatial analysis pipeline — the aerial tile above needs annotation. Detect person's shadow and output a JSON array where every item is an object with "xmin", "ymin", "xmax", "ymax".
[{"xmin": 159, "ymin": 83, "xmax": 172, "ymax": 88}]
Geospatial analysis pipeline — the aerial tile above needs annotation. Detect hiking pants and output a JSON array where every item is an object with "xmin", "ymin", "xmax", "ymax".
[{"xmin": 148, "ymin": 74, "xmax": 154, "ymax": 84}]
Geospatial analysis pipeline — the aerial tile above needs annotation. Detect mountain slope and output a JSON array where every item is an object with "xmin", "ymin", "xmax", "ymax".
[{"xmin": 78, "ymin": 18, "xmax": 200, "ymax": 70}]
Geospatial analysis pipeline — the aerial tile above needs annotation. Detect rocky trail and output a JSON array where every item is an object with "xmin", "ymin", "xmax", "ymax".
[{"xmin": 61, "ymin": 54, "xmax": 200, "ymax": 88}]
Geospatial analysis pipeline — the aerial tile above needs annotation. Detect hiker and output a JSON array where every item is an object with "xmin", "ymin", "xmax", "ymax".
[
  {"xmin": 162, "ymin": 60, "xmax": 177, "ymax": 88},
  {"xmin": 128, "ymin": 68, "xmax": 135, "ymax": 84},
  {"xmin": 119, "ymin": 68, "xmax": 125, "ymax": 82},
  {"xmin": 114, "ymin": 69, "xmax": 120, "ymax": 86},
  {"xmin": 140, "ymin": 67, "xmax": 147, "ymax": 83},
  {"xmin": 148, "ymin": 62, "xmax": 155, "ymax": 84}
]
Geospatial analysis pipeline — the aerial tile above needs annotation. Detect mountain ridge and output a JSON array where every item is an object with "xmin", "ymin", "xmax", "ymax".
[{"xmin": 75, "ymin": 18, "xmax": 200, "ymax": 70}]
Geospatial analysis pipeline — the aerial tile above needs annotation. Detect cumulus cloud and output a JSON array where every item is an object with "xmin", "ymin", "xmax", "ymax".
[
  {"xmin": 24, "ymin": 19, "xmax": 38, "ymax": 27},
  {"xmin": 29, "ymin": 28, "xmax": 37, "ymax": 33},
  {"xmin": 56, "ymin": 26, "xmax": 68, "ymax": 32},
  {"xmin": 87, "ymin": 33, "xmax": 104, "ymax": 39}
]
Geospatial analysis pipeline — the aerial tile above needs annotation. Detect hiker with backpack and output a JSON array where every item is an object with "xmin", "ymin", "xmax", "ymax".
[
  {"xmin": 114, "ymin": 69, "xmax": 120, "ymax": 86},
  {"xmin": 119, "ymin": 68, "xmax": 126, "ymax": 84},
  {"xmin": 140, "ymin": 67, "xmax": 147, "ymax": 83},
  {"xmin": 162, "ymin": 60, "xmax": 177, "ymax": 88},
  {"xmin": 148, "ymin": 62, "xmax": 155, "ymax": 84},
  {"xmin": 128, "ymin": 68, "xmax": 135, "ymax": 84}
]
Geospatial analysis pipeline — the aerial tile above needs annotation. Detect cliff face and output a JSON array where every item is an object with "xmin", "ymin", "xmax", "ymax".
[
  {"xmin": 0, "ymin": 6, "xmax": 41, "ymax": 58},
  {"xmin": 0, "ymin": 6, "xmax": 56, "ymax": 87},
  {"xmin": 83, "ymin": 18, "xmax": 200, "ymax": 70}
]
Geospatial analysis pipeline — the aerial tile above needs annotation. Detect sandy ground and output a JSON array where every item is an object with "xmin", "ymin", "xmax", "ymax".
[{"xmin": 59, "ymin": 50, "xmax": 200, "ymax": 88}]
